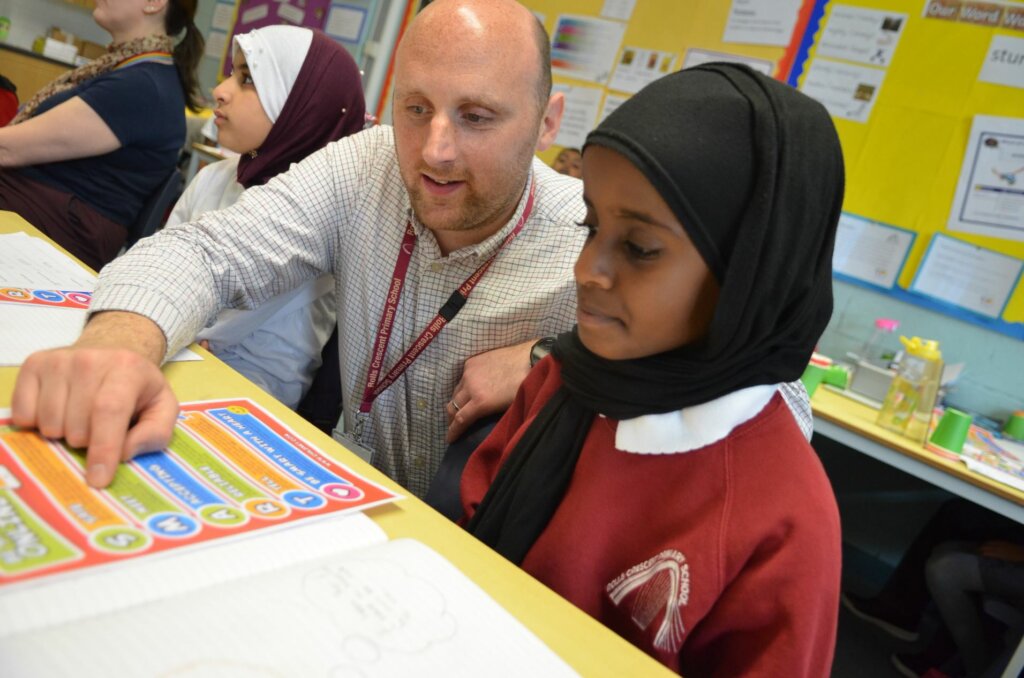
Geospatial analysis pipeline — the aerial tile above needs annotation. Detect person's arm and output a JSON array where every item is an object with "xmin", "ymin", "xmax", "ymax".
[
  {"xmin": 445, "ymin": 338, "xmax": 536, "ymax": 443},
  {"xmin": 0, "ymin": 96, "xmax": 120, "ymax": 167},
  {"xmin": 10, "ymin": 311, "xmax": 177, "ymax": 489}
]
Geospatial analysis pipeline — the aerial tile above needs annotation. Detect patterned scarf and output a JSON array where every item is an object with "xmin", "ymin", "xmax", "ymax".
[{"xmin": 10, "ymin": 34, "xmax": 173, "ymax": 125}]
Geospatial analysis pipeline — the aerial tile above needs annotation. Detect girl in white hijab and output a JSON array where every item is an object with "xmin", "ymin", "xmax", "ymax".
[{"xmin": 167, "ymin": 25, "xmax": 366, "ymax": 409}]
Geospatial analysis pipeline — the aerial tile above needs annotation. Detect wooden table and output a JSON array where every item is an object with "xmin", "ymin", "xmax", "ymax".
[{"xmin": 0, "ymin": 212, "xmax": 670, "ymax": 676}]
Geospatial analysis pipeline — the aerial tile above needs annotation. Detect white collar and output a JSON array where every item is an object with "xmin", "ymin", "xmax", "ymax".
[{"xmin": 613, "ymin": 384, "xmax": 779, "ymax": 455}]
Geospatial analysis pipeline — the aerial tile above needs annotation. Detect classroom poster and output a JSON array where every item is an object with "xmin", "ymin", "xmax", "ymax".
[
  {"xmin": 723, "ymin": 0, "xmax": 803, "ymax": 46},
  {"xmin": 0, "ymin": 399, "xmax": 399, "ymax": 587},
  {"xmin": 949, "ymin": 114, "xmax": 1024, "ymax": 242},
  {"xmin": 550, "ymin": 15, "xmax": 627, "ymax": 85},
  {"xmin": 608, "ymin": 46, "xmax": 677, "ymax": 94}
]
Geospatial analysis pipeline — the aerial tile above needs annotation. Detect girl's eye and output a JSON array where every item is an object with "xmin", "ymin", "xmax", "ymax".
[
  {"xmin": 626, "ymin": 241, "xmax": 660, "ymax": 260},
  {"xmin": 575, "ymin": 220, "xmax": 596, "ymax": 238},
  {"xmin": 242, "ymin": 74, "xmax": 255, "ymax": 85}
]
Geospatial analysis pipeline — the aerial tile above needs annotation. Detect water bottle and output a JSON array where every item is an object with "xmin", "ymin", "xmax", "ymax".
[
  {"xmin": 854, "ymin": 317, "xmax": 899, "ymax": 366},
  {"xmin": 876, "ymin": 336, "xmax": 943, "ymax": 443}
]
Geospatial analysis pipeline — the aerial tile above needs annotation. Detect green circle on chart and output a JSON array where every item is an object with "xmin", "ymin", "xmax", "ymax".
[
  {"xmin": 200, "ymin": 504, "xmax": 248, "ymax": 527},
  {"xmin": 91, "ymin": 526, "xmax": 152, "ymax": 554}
]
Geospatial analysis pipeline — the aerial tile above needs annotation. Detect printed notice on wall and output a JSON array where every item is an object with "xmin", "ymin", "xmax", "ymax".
[
  {"xmin": 550, "ymin": 15, "xmax": 627, "ymax": 85},
  {"xmin": 948, "ymin": 115, "xmax": 1024, "ymax": 242},
  {"xmin": 608, "ymin": 47, "xmax": 677, "ymax": 94},
  {"xmin": 833, "ymin": 213, "xmax": 914, "ymax": 289},
  {"xmin": 598, "ymin": 92, "xmax": 628, "ymax": 125},
  {"xmin": 799, "ymin": 57, "xmax": 886, "ymax": 123},
  {"xmin": 911, "ymin": 235, "xmax": 1023, "ymax": 319},
  {"xmin": 979, "ymin": 34, "xmax": 1024, "ymax": 91},
  {"xmin": 552, "ymin": 84, "xmax": 603, "ymax": 149},
  {"xmin": 814, "ymin": 4, "xmax": 907, "ymax": 68},
  {"xmin": 723, "ymin": 0, "xmax": 803, "ymax": 46}
]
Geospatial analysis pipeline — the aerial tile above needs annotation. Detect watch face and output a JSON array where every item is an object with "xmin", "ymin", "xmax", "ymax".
[{"xmin": 531, "ymin": 337, "xmax": 555, "ymax": 366}]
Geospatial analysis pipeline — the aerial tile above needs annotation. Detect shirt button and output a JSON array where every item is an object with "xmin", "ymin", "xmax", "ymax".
[
  {"xmin": 429, "ymin": 262, "xmax": 443, "ymax": 273},
  {"xmin": 416, "ymin": 398, "xmax": 428, "ymax": 410},
  {"xmin": 415, "ymin": 457, "xmax": 426, "ymax": 469}
]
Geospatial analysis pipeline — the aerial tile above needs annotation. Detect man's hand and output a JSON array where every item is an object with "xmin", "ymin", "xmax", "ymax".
[
  {"xmin": 445, "ymin": 339, "xmax": 534, "ymax": 443},
  {"xmin": 11, "ymin": 311, "xmax": 179, "ymax": 488}
]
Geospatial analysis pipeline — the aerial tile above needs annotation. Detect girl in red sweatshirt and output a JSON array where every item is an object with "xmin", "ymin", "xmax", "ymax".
[{"xmin": 461, "ymin": 63, "xmax": 845, "ymax": 677}]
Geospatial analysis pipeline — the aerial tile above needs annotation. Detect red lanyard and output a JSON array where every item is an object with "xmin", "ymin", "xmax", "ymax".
[{"xmin": 358, "ymin": 179, "xmax": 536, "ymax": 414}]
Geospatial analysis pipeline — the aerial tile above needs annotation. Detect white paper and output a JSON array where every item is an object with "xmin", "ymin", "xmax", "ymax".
[
  {"xmin": 0, "ymin": 234, "xmax": 200, "ymax": 365},
  {"xmin": 204, "ymin": 29, "xmax": 229, "ymax": 60},
  {"xmin": 326, "ymin": 5, "xmax": 366, "ymax": 42},
  {"xmin": 0, "ymin": 513, "xmax": 386, "ymax": 638},
  {"xmin": 0, "ymin": 232, "xmax": 96, "ymax": 290},
  {"xmin": 552, "ymin": 84, "xmax": 603, "ymax": 149},
  {"xmin": 815, "ymin": 5, "xmax": 907, "ymax": 68},
  {"xmin": 833, "ymin": 213, "xmax": 913, "ymax": 289},
  {"xmin": 948, "ymin": 115, "xmax": 1024, "ymax": 241},
  {"xmin": 911, "ymin": 234, "xmax": 1023, "ymax": 319},
  {"xmin": 601, "ymin": 0, "xmax": 636, "ymax": 22},
  {"xmin": 211, "ymin": 2, "xmax": 236, "ymax": 31},
  {"xmin": 550, "ymin": 15, "xmax": 627, "ymax": 85},
  {"xmin": 799, "ymin": 57, "xmax": 886, "ymax": 123},
  {"xmin": 240, "ymin": 3, "xmax": 269, "ymax": 24},
  {"xmin": 723, "ymin": 0, "xmax": 803, "ymax": 47},
  {"xmin": 0, "ymin": 539, "xmax": 577, "ymax": 677},
  {"xmin": 682, "ymin": 47, "xmax": 774, "ymax": 75},
  {"xmin": 276, "ymin": 1, "xmax": 305, "ymax": 25},
  {"xmin": 608, "ymin": 47, "xmax": 677, "ymax": 94},
  {"xmin": 598, "ymin": 92, "xmax": 628, "ymax": 125},
  {"xmin": 979, "ymin": 34, "xmax": 1024, "ymax": 91}
]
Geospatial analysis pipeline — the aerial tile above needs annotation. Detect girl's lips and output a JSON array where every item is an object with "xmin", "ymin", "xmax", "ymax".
[{"xmin": 577, "ymin": 305, "xmax": 620, "ymax": 327}]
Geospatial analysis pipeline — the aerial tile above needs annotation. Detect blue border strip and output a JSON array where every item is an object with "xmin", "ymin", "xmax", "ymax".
[{"xmin": 787, "ymin": 0, "xmax": 831, "ymax": 87}]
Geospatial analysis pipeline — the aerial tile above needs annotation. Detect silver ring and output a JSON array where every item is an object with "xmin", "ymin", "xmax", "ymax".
[{"xmin": 449, "ymin": 400, "xmax": 461, "ymax": 412}]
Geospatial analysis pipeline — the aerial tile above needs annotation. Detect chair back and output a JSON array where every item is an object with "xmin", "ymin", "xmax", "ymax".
[{"xmin": 126, "ymin": 168, "xmax": 183, "ymax": 249}]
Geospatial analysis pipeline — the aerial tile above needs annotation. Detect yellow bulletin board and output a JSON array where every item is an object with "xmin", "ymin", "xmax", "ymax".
[
  {"xmin": 520, "ymin": 0, "xmax": 796, "ymax": 165},
  {"xmin": 787, "ymin": 0, "xmax": 1024, "ymax": 339}
]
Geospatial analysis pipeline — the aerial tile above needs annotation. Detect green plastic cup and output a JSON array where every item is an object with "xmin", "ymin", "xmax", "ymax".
[
  {"xmin": 801, "ymin": 364, "xmax": 827, "ymax": 397},
  {"xmin": 1004, "ymin": 411, "xmax": 1024, "ymax": 442},
  {"xmin": 929, "ymin": 408, "xmax": 973, "ymax": 455}
]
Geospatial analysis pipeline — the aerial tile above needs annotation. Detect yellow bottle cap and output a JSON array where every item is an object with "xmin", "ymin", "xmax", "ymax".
[{"xmin": 900, "ymin": 336, "xmax": 941, "ymax": 361}]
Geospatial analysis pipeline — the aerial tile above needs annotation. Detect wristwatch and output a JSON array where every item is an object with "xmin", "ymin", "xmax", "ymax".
[{"xmin": 530, "ymin": 336, "xmax": 556, "ymax": 367}]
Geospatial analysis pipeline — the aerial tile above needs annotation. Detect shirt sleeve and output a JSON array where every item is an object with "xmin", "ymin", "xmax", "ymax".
[
  {"xmin": 76, "ymin": 68, "xmax": 169, "ymax": 146},
  {"xmin": 90, "ymin": 129, "xmax": 379, "ymax": 360}
]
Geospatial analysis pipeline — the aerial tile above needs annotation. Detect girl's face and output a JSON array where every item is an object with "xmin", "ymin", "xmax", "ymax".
[
  {"xmin": 212, "ymin": 49, "xmax": 273, "ymax": 154},
  {"xmin": 575, "ymin": 145, "xmax": 719, "ymax": 361},
  {"xmin": 552, "ymin": 148, "xmax": 582, "ymax": 178}
]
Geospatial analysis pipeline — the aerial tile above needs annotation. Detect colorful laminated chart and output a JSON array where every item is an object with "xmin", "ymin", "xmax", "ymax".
[
  {"xmin": 0, "ymin": 398, "xmax": 399, "ymax": 587},
  {"xmin": 0, "ymin": 288, "xmax": 92, "ymax": 310}
]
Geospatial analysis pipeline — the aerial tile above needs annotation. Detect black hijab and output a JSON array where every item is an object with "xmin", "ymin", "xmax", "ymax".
[{"xmin": 467, "ymin": 63, "xmax": 845, "ymax": 564}]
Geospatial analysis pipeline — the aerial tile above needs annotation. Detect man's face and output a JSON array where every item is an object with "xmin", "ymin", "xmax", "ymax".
[{"xmin": 392, "ymin": 33, "xmax": 545, "ymax": 241}]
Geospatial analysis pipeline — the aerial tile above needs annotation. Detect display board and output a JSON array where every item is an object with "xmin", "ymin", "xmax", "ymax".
[
  {"xmin": 785, "ymin": 0, "xmax": 1024, "ymax": 338},
  {"xmin": 521, "ymin": 0, "xmax": 806, "ymax": 160}
]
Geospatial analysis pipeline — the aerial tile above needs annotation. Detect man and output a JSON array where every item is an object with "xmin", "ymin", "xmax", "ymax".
[{"xmin": 11, "ymin": 0, "xmax": 586, "ymax": 498}]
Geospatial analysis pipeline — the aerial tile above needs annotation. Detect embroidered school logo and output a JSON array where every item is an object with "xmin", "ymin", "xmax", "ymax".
[{"xmin": 606, "ymin": 549, "xmax": 690, "ymax": 652}]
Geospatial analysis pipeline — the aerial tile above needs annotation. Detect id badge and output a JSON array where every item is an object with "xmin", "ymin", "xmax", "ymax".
[{"xmin": 333, "ymin": 413, "xmax": 375, "ymax": 464}]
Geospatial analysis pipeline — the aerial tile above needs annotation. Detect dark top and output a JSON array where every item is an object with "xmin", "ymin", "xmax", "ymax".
[{"xmin": 17, "ymin": 62, "xmax": 185, "ymax": 226}]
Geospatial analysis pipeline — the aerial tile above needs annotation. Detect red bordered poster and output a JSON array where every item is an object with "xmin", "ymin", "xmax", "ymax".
[{"xmin": 0, "ymin": 398, "xmax": 400, "ymax": 587}]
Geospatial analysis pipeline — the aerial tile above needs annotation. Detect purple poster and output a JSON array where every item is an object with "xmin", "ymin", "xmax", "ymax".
[{"xmin": 220, "ymin": 0, "xmax": 333, "ymax": 77}]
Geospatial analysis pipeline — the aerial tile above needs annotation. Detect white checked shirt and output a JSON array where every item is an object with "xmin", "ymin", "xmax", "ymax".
[{"xmin": 92, "ymin": 125, "xmax": 587, "ymax": 497}]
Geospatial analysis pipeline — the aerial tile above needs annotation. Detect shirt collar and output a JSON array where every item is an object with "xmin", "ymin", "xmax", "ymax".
[
  {"xmin": 406, "ymin": 168, "xmax": 535, "ymax": 261},
  {"xmin": 613, "ymin": 384, "xmax": 779, "ymax": 455}
]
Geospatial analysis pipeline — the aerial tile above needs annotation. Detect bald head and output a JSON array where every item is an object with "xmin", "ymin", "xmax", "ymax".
[{"xmin": 401, "ymin": 0, "xmax": 551, "ymax": 110}]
